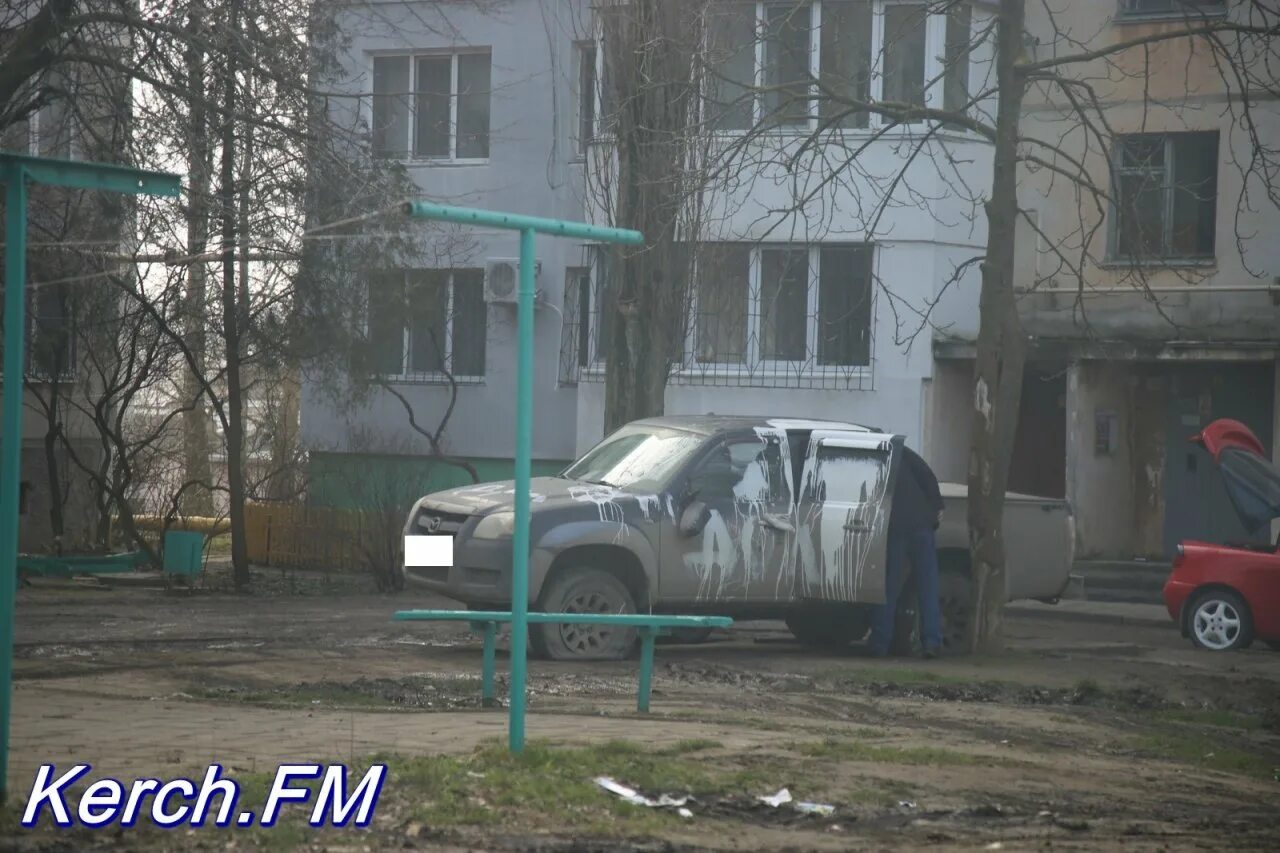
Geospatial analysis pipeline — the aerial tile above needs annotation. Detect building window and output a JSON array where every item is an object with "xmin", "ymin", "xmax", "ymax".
[
  {"xmin": 1116, "ymin": 1, "xmax": 1226, "ymax": 20},
  {"xmin": 559, "ymin": 266, "xmax": 592, "ymax": 384},
  {"xmin": 367, "ymin": 269, "xmax": 487, "ymax": 381},
  {"xmin": 27, "ymin": 282, "xmax": 74, "ymax": 381},
  {"xmin": 704, "ymin": 1, "xmax": 961, "ymax": 131},
  {"xmin": 578, "ymin": 243, "xmax": 871, "ymax": 389},
  {"xmin": 819, "ymin": 0, "xmax": 872, "ymax": 129},
  {"xmin": 371, "ymin": 50, "xmax": 491, "ymax": 161},
  {"xmin": 574, "ymin": 42, "xmax": 597, "ymax": 154},
  {"xmin": 943, "ymin": 2, "xmax": 972, "ymax": 117},
  {"xmin": 1112, "ymin": 132, "xmax": 1218, "ymax": 261},
  {"xmin": 761, "ymin": 2, "xmax": 814, "ymax": 126},
  {"xmin": 1, "ymin": 117, "xmax": 33, "ymax": 154},
  {"xmin": 690, "ymin": 242, "xmax": 873, "ymax": 379},
  {"xmin": 881, "ymin": 3, "xmax": 927, "ymax": 108}
]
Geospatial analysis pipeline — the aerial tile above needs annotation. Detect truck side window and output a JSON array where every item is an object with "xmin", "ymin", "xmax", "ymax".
[
  {"xmin": 686, "ymin": 444, "xmax": 738, "ymax": 499},
  {"xmin": 815, "ymin": 446, "xmax": 888, "ymax": 504}
]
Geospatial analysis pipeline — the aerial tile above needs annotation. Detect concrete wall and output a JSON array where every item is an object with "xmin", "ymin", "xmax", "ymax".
[
  {"xmin": 1066, "ymin": 362, "xmax": 1141, "ymax": 557},
  {"xmin": 309, "ymin": 0, "xmax": 995, "ymax": 476},
  {"xmin": 301, "ymin": 0, "xmax": 592, "ymax": 464},
  {"xmin": 1017, "ymin": 1, "xmax": 1280, "ymax": 337},
  {"xmin": 924, "ymin": 360, "xmax": 973, "ymax": 484},
  {"xmin": 573, "ymin": 239, "xmax": 986, "ymax": 463}
]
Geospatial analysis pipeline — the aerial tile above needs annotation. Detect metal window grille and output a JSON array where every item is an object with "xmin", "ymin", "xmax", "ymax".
[
  {"xmin": 24, "ymin": 282, "xmax": 75, "ymax": 382},
  {"xmin": 558, "ymin": 267, "xmax": 591, "ymax": 385},
  {"xmin": 1111, "ymin": 132, "xmax": 1218, "ymax": 260},
  {"xmin": 370, "ymin": 50, "xmax": 491, "ymax": 161},
  {"xmin": 367, "ymin": 268, "xmax": 487, "ymax": 383},
  {"xmin": 580, "ymin": 242, "xmax": 874, "ymax": 391},
  {"xmin": 1118, "ymin": 0, "xmax": 1226, "ymax": 18}
]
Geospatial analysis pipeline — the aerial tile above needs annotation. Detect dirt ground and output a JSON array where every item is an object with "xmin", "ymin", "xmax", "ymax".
[{"xmin": 3, "ymin": 567, "xmax": 1279, "ymax": 851}]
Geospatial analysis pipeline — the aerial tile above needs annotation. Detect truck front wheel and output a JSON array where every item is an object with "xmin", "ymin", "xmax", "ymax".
[{"xmin": 533, "ymin": 566, "xmax": 638, "ymax": 661}]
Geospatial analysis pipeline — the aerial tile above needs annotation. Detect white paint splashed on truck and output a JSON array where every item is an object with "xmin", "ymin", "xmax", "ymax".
[{"xmin": 794, "ymin": 435, "xmax": 895, "ymax": 602}]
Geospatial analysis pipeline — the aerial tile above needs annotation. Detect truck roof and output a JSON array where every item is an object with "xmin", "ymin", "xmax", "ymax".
[{"xmin": 632, "ymin": 414, "xmax": 878, "ymax": 435}]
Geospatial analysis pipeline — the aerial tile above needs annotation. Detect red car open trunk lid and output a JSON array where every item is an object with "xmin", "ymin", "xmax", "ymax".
[{"xmin": 1190, "ymin": 419, "xmax": 1280, "ymax": 535}]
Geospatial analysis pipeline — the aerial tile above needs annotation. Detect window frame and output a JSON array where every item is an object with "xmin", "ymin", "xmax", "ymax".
[
  {"xmin": 369, "ymin": 48, "xmax": 492, "ymax": 164},
  {"xmin": 367, "ymin": 269, "xmax": 488, "ymax": 384},
  {"xmin": 684, "ymin": 242, "xmax": 874, "ymax": 378},
  {"xmin": 1114, "ymin": 0, "xmax": 1227, "ymax": 23},
  {"xmin": 25, "ymin": 283, "xmax": 76, "ymax": 383},
  {"xmin": 558, "ymin": 265, "xmax": 592, "ymax": 385},
  {"xmin": 1108, "ymin": 131, "xmax": 1219, "ymax": 265},
  {"xmin": 573, "ymin": 41, "xmax": 599, "ymax": 157},
  {"xmin": 701, "ymin": 0, "xmax": 960, "ymax": 135}
]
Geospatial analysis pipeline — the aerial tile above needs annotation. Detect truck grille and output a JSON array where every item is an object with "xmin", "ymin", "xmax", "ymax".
[{"xmin": 411, "ymin": 507, "xmax": 470, "ymax": 535}]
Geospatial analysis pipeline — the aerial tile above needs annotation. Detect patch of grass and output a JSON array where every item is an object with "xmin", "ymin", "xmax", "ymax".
[
  {"xmin": 363, "ymin": 738, "xmax": 800, "ymax": 835},
  {"xmin": 1073, "ymin": 678, "xmax": 1104, "ymax": 702},
  {"xmin": 185, "ymin": 683, "xmax": 392, "ymax": 709},
  {"xmin": 205, "ymin": 533, "xmax": 233, "ymax": 556},
  {"xmin": 660, "ymin": 738, "xmax": 723, "ymax": 754},
  {"xmin": 794, "ymin": 737, "xmax": 998, "ymax": 767},
  {"xmin": 1154, "ymin": 708, "xmax": 1264, "ymax": 731},
  {"xmin": 824, "ymin": 666, "xmax": 970, "ymax": 686},
  {"xmin": 841, "ymin": 780, "xmax": 917, "ymax": 807},
  {"xmin": 1130, "ymin": 731, "xmax": 1275, "ymax": 779}
]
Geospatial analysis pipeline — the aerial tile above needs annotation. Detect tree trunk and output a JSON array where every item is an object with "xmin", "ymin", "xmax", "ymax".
[
  {"xmin": 266, "ymin": 367, "xmax": 301, "ymax": 501},
  {"xmin": 182, "ymin": 9, "xmax": 214, "ymax": 517},
  {"xmin": 220, "ymin": 2, "xmax": 250, "ymax": 589},
  {"xmin": 601, "ymin": 0, "xmax": 697, "ymax": 434},
  {"xmin": 41, "ymin": 388, "xmax": 64, "ymax": 554},
  {"xmin": 967, "ymin": 0, "xmax": 1028, "ymax": 654}
]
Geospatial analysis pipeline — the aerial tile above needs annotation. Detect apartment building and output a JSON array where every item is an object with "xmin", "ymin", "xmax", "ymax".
[
  {"xmin": 302, "ymin": 0, "xmax": 993, "ymax": 508},
  {"xmin": 935, "ymin": 0, "xmax": 1280, "ymax": 558},
  {"xmin": 305, "ymin": 0, "xmax": 1279, "ymax": 559},
  {"xmin": 2, "ymin": 62, "xmax": 130, "ymax": 551}
]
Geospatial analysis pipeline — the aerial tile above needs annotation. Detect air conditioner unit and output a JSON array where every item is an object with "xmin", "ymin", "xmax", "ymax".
[{"xmin": 485, "ymin": 258, "xmax": 541, "ymax": 304}]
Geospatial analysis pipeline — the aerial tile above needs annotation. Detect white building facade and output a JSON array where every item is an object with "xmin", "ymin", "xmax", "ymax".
[{"xmin": 302, "ymin": 0, "xmax": 996, "ymax": 508}]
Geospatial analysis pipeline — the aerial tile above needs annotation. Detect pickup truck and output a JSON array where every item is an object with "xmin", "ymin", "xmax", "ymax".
[{"xmin": 402, "ymin": 415, "xmax": 1075, "ymax": 659}]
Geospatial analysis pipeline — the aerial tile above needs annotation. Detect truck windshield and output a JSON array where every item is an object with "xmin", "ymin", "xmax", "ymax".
[{"xmin": 564, "ymin": 425, "xmax": 705, "ymax": 492}]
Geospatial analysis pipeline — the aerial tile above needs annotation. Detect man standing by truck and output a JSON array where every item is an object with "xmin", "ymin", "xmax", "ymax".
[{"xmin": 869, "ymin": 445, "xmax": 944, "ymax": 658}]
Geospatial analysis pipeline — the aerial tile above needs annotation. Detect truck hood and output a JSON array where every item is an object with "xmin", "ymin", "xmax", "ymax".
[
  {"xmin": 1191, "ymin": 419, "xmax": 1280, "ymax": 534},
  {"xmin": 419, "ymin": 477, "xmax": 670, "ymax": 519}
]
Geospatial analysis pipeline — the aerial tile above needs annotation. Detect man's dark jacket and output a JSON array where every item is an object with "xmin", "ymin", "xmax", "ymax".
[{"xmin": 890, "ymin": 447, "xmax": 944, "ymax": 536}]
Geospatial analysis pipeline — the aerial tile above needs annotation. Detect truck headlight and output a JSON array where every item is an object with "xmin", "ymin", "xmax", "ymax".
[{"xmin": 472, "ymin": 511, "xmax": 515, "ymax": 540}]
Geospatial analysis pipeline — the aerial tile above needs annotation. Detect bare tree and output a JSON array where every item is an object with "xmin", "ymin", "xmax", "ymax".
[{"xmin": 586, "ymin": 0, "xmax": 1280, "ymax": 650}]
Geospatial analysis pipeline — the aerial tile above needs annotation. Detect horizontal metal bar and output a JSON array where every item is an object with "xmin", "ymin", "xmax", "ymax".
[
  {"xmin": 394, "ymin": 609, "xmax": 732, "ymax": 627},
  {"xmin": 0, "ymin": 153, "xmax": 181, "ymax": 198},
  {"xmin": 402, "ymin": 201, "xmax": 644, "ymax": 245}
]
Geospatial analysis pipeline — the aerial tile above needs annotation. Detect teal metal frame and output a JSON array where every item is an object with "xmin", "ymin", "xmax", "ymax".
[
  {"xmin": 400, "ymin": 201, "xmax": 643, "ymax": 752},
  {"xmin": 393, "ymin": 610, "xmax": 733, "ymax": 712},
  {"xmin": 1, "ymin": 153, "xmax": 181, "ymax": 802}
]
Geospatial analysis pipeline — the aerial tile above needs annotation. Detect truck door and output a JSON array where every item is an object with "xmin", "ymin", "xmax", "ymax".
[
  {"xmin": 794, "ymin": 430, "xmax": 902, "ymax": 604},
  {"xmin": 666, "ymin": 429, "xmax": 795, "ymax": 603}
]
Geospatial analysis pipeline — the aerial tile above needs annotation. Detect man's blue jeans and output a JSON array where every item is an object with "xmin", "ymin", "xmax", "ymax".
[{"xmin": 868, "ymin": 527, "xmax": 942, "ymax": 655}]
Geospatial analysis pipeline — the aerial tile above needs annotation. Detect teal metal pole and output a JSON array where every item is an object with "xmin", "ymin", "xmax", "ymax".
[
  {"xmin": 0, "ymin": 168, "xmax": 28, "ymax": 803},
  {"xmin": 401, "ymin": 201, "xmax": 643, "ymax": 246},
  {"xmin": 508, "ymin": 227, "xmax": 537, "ymax": 753}
]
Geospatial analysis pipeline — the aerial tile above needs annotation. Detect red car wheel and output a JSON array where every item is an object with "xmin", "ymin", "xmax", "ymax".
[{"xmin": 1187, "ymin": 589, "xmax": 1254, "ymax": 651}]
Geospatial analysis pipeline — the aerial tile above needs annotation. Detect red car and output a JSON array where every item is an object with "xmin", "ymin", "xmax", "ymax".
[{"xmin": 1164, "ymin": 419, "xmax": 1280, "ymax": 651}]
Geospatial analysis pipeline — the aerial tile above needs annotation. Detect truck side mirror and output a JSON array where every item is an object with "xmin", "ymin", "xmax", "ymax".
[{"xmin": 678, "ymin": 501, "xmax": 708, "ymax": 537}]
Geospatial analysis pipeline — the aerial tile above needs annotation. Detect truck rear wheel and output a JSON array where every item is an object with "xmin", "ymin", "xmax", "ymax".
[
  {"xmin": 786, "ymin": 606, "xmax": 869, "ymax": 648},
  {"xmin": 890, "ymin": 571, "xmax": 973, "ymax": 656},
  {"xmin": 938, "ymin": 572, "xmax": 974, "ymax": 653},
  {"xmin": 533, "ymin": 566, "xmax": 638, "ymax": 661}
]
